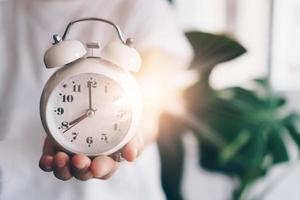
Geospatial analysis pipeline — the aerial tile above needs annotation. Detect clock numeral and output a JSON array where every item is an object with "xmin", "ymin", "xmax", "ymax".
[
  {"xmin": 113, "ymin": 95, "xmax": 120, "ymax": 101},
  {"xmin": 61, "ymin": 94, "xmax": 74, "ymax": 103},
  {"xmin": 116, "ymin": 111, "xmax": 126, "ymax": 119},
  {"xmin": 71, "ymin": 132, "xmax": 78, "ymax": 142},
  {"xmin": 87, "ymin": 81, "xmax": 97, "ymax": 88},
  {"xmin": 72, "ymin": 84, "xmax": 81, "ymax": 92},
  {"xmin": 54, "ymin": 107, "xmax": 64, "ymax": 115},
  {"xmin": 58, "ymin": 121, "xmax": 69, "ymax": 130},
  {"xmin": 114, "ymin": 123, "xmax": 119, "ymax": 131},
  {"xmin": 86, "ymin": 136, "xmax": 93, "ymax": 147},
  {"xmin": 101, "ymin": 134, "xmax": 108, "ymax": 143}
]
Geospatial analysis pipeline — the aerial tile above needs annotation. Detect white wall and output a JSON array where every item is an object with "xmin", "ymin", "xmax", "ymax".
[{"xmin": 174, "ymin": 0, "xmax": 271, "ymax": 89}]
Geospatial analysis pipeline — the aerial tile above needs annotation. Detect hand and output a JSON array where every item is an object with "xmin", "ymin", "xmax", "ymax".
[{"xmin": 39, "ymin": 134, "xmax": 144, "ymax": 181}]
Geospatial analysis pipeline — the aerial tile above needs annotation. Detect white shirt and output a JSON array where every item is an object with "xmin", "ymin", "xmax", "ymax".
[{"xmin": 0, "ymin": 0, "xmax": 191, "ymax": 199}]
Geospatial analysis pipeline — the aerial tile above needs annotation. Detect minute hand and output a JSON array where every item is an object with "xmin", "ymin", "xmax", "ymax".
[{"xmin": 88, "ymin": 81, "xmax": 92, "ymax": 110}]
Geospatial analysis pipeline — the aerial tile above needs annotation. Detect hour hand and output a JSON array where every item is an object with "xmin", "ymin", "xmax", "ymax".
[
  {"xmin": 63, "ymin": 112, "xmax": 88, "ymax": 134},
  {"xmin": 69, "ymin": 112, "xmax": 88, "ymax": 126}
]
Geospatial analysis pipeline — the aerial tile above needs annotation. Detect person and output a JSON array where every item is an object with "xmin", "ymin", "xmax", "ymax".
[{"xmin": 0, "ymin": 0, "xmax": 192, "ymax": 199}]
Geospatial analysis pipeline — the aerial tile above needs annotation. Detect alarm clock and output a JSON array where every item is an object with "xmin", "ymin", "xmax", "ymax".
[{"xmin": 40, "ymin": 18, "xmax": 142, "ymax": 159}]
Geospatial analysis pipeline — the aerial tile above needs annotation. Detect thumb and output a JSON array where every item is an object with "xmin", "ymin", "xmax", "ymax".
[
  {"xmin": 42, "ymin": 136, "xmax": 59, "ymax": 156},
  {"xmin": 39, "ymin": 136, "xmax": 59, "ymax": 172}
]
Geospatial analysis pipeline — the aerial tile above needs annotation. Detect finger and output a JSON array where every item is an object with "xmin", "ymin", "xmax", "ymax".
[
  {"xmin": 71, "ymin": 154, "xmax": 93, "ymax": 181},
  {"xmin": 39, "ymin": 137, "xmax": 58, "ymax": 172},
  {"xmin": 39, "ymin": 155, "xmax": 54, "ymax": 172},
  {"xmin": 53, "ymin": 152, "xmax": 72, "ymax": 181},
  {"xmin": 123, "ymin": 133, "xmax": 144, "ymax": 162},
  {"xmin": 100, "ymin": 162, "xmax": 119, "ymax": 180},
  {"xmin": 91, "ymin": 156, "xmax": 116, "ymax": 179}
]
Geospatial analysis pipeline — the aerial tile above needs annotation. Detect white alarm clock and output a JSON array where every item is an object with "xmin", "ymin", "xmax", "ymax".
[{"xmin": 40, "ymin": 18, "xmax": 142, "ymax": 160}]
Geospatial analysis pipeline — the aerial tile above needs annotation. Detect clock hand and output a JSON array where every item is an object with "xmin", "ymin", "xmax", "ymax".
[
  {"xmin": 69, "ymin": 112, "xmax": 89, "ymax": 126},
  {"xmin": 88, "ymin": 81, "xmax": 92, "ymax": 110},
  {"xmin": 88, "ymin": 81, "xmax": 98, "ymax": 111},
  {"xmin": 63, "ymin": 112, "xmax": 88, "ymax": 134},
  {"xmin": 63, "ymin": 108, "xmax": 97, "ymax": 134}
]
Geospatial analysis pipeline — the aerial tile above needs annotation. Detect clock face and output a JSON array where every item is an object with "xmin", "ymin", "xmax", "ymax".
[{"xmin": 45, "ymin": 73, "xmax": 132, "ymax": 155}]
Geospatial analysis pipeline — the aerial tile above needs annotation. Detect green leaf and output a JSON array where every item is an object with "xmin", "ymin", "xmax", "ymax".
[
  {"xmin": 267, "ymin": 128, "xmax": 289, "ymax": 164},
  {"xmin": 185, "ymin": 31, "xmax": 247, "ymax": 71},
  {"xmin": 198, "ymin": 136, "xmax": 220, "ymax": 171},
  {"xmin": 283, "ymin": 114, "xmax": 300, "ymax": 150},
  {"xmin": 238, "ymin": 129, "xmax": 266, "ymax": 169},
  {"xmin": 253, "ymin": 78, "xmax": 269, "ymax": 88},
  {"xmin": 270, "ymin": 96, "xmax": 286, "ymax": 108},
  {"xmin": 218, "ymin": 130, "xmax": 251, "ymax": 164},
  {"xmin": 252, "ymin": 78, "xmax": 286, "ymax": 108},
  {"xmin": 218, "ymin": 87, "xmax": 265, "ymax": 110}
]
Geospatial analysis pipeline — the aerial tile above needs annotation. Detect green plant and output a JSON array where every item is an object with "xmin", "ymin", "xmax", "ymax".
[{"xmin": 158, "ymin": 31, "xmax": 300, "ymax": 200}]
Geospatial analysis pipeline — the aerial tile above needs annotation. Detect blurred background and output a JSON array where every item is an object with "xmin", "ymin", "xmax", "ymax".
[
  {"xmin": 162, "ymin": 0, "xmax": 300, "ymax": 199},
  {"xmin": 1, "ymin": 1, "xmax": 300, "ymax": 200}
]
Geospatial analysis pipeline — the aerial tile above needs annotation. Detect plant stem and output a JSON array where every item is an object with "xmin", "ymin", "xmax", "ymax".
[{"xmin": 233, "ymin": 186, "xmax": 245, "ymax": 200}]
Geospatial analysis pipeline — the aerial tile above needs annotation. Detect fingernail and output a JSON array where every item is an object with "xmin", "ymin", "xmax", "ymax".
[
  {"xmin": 45, "ymin": 157, "xmax": 53, "ymax": 170},
  {"xmin": 72, "ymin": 155, "xmax": 90, "ymax": 170},
  {"xmin": 75, "ymin": 162, "xmax": 85, "ymax": 169},
  {"xmin": 56, "ymin": 160, "xmax": 65, "ymax": 168},
  {"xmin": 39, "ymin": 155, "xmax": 54, "ymax": 171},
  {"xmin": 55, "ymin": 158, "xmax": 66, "ymax": 168},
  {"xmin": 91, "ymin": 157, "xmax": 113, "ymax": 177}
]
